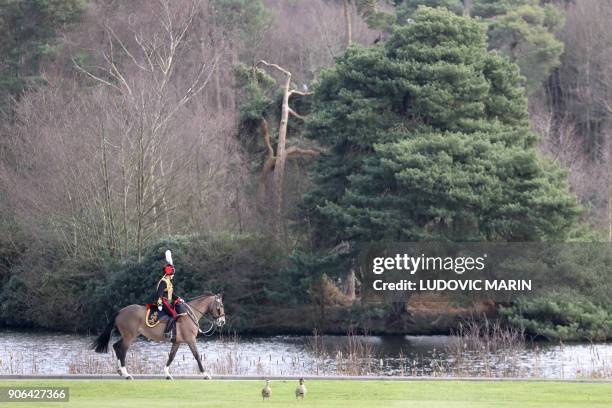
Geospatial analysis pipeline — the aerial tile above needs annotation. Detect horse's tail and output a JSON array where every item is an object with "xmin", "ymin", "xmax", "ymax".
[{"xmin": 91, "ymin": 312, "xmax": 117, "ymax": 353}]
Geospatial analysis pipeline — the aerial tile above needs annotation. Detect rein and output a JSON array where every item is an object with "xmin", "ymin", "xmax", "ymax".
[{"xmin": 182, "ymin": 298, "xmax": 220, "ymax": 336}]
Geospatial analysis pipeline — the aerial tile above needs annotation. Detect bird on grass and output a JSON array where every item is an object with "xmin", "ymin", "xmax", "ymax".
[
  {"xmin": 261, "ymin": 379, "xmax": 271, "ymax": 401},
  {"xmin": 295, "ymin": 378, "xmax": 306, "ymax": 400}
]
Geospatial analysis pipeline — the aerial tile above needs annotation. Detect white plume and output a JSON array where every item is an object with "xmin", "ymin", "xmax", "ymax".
[{"xmin": 165, "ymin": 250, "xmax": 173, "ymax": 266}]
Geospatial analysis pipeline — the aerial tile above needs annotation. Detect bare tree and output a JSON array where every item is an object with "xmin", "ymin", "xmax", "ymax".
[
  {"xmin": 70, "ymin": 0, "xmax": 221, "ymax": 259},
  {"xmin": 255, "ymin": 61, "xmax": 319, "ymax": 226},
  {"xmin": 574, "ymin": 1, "xmax": 612, "ymax": 241},
  {"xmin": 1, "ymin": 0, "xmax": 385, "ymax": 261},
  {"xmin": 336, "ymin": 0, "xmax": 386, "ymax": 49},
  {"xmin": 541, "ymin": 0, "xmax": 612, "ymax": 239},
  {"xmin": 2, "ymin": 0, "xmax": 252, "ymax": 261},
  {"xmin": 259, "ymin": 0, "xmax": 378, "ymax": 85}
]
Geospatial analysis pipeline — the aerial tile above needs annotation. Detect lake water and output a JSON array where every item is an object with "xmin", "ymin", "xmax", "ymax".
[{"xmin": 0, "ymin": 330, "xmax": 610, "ymax": 379}]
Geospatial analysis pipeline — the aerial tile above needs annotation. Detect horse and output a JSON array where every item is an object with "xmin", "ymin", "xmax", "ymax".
[{"xmin": 91, "ymin": 293, "xmax": 225, "ymax": 380}]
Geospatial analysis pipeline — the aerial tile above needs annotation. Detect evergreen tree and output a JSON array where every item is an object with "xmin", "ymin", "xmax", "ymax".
[
  {"xmin": 394, "ymin": 1, "xmax": 564, "ymax": 92},
  {"xmin": 0, "ymin": 0, "xmax": 84, "ymax": 107},
  {"xmin": 301, "ymin": 7, "xmax": 579, "ymax": 247},
  {"xmin": 396, "ymin": 0, "xmax": 464, "ymax": 22},
  {"xmin": 210, "ymin": 0, "xmax": 271, "ymax": 48},
  {"xmin": 472, "ymin": 0, "xmax": 565, "ymax": 92},
  {"xmin": 355, "ymin": 0, "xmax": 395, "ymax": 30}
]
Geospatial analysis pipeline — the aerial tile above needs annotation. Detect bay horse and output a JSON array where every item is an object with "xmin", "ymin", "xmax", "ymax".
[{"xmin": 91, "ymin": 293, "xmax": 225, "ymax": 380}]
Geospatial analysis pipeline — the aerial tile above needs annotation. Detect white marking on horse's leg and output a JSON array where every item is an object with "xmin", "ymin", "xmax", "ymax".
[
  {"xmin": 116, "ymin": 360, "xmax": 122, "ymax": 375},
  {"xmin": 120, "ymin": 366, "xmax": 133, "ymax": 380},
  {"xmin": 201, "ymin": 372, "xmax": 211, "ymax": 380},
  {"xmin": 164, "ymin": 366, "xmax": 173, "ymax": 380}
]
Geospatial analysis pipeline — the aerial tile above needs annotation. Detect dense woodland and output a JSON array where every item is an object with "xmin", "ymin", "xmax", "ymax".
[{"xmin": 0, "ymin": 0, "xmax": 610, "ymax": 340}]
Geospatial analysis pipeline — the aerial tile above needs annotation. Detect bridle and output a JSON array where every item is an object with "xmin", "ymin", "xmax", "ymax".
[{"xmin": 182, "ymin": 295, "xmax": 225, "ymax": 336}]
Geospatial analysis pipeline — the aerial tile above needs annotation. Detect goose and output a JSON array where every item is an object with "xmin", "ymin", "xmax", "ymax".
[
  {"xmin": 261, "ymin": 379, "xmax": 271, "ymax": 401},
  {"xmin": 295, "ymin": 378, "xmax": 306, "ymax": 400}
]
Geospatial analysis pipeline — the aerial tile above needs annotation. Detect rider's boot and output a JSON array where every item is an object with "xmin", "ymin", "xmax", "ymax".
[{"xmin": 164, "ymin": 319, "xmax": 176, "ymax": 341}]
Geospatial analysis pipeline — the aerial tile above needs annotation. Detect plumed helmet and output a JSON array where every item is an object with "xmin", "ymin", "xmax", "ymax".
[
  {"xmin": 165, "ymin": 250, "xmax": 173, "ymax": 266},
  {"xmin": 163, "ymin": 249, "xmax": 174, "ymax": 275}
]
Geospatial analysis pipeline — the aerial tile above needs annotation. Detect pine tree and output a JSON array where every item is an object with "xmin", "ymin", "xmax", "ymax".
[
  {"xmin": 394, "ymin": 1, "xmax": 564, "ymax": 92},
  {"xmin": 472, "ymin": 0, "xmax": 565, "ymax": 92},
  {"xmin": 301, "ymin": 7, "xmax": 579, "ymax": 247},
  {"xmin": 396, "ymin": 0, "xmax": 464, "ymax": 22}
]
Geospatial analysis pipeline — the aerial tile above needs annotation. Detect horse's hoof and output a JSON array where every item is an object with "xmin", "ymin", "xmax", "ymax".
[
  {"xmin": 164, "ymin": 367, "xmax": 173, "ymax": 380},
  {"xmin": 202, "ymin": 373, "xmax": 211, "ymax": 380},
  {"xmin": 125, "ymin": 375, "xmax": 134, "ymax": 380}
]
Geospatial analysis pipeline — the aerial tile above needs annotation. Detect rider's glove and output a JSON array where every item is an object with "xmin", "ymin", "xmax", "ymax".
[{"xmin": 158, "ymin": 305, "xmax": 163, "ymax": 311}]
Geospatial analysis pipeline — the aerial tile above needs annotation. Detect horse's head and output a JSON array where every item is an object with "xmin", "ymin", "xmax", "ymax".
[{"xmin": 209, "ymin": 293, "xmax": 225, "ymax": 327}]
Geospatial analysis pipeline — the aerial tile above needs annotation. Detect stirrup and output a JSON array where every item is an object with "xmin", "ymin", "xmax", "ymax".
[{"xmin": 165, "ymin": 327, "xmax": 176, "ymax": 342}]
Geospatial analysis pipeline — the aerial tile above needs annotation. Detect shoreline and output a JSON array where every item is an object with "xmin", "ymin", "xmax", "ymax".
[{"xmin": 1, "ymin": 374, "xmax": 611, "ymax": 383}]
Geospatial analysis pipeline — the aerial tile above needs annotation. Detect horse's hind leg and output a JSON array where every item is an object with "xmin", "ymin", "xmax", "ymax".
[
  {"xmin": 112, "ymin": 340, "xmax": 123, "ymax": 375},
  {"xmin": 112, "ymin": 337, "xmax": 134, "ymax": 380},
  {"xmin": 164, "ymin": 343, "xmax": 180, "ymax": 380}
]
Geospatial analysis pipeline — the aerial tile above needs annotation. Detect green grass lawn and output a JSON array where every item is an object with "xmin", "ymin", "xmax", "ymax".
[{"xmin": 1, "ymin": 380, "xmax": 610, "ymax": 408}]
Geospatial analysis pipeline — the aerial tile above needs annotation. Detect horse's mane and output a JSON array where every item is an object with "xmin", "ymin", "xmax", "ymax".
[{"xmin": 188, "ymin": 292, "xmax": 215, "ymax": 301}]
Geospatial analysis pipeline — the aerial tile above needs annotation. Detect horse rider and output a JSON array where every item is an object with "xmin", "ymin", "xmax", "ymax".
[{"xmin": 155, "ymin": 249, "xmax": 185, "ymax": 342}]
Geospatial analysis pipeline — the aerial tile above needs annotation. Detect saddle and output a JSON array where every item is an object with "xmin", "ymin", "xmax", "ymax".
[
  {"xmin": 145, "ymin": 299, "xmax": 184, "ymax": 328},
  {"xmin": 145, "ymin": 304, "xmax": 170, "ymax": 328}
]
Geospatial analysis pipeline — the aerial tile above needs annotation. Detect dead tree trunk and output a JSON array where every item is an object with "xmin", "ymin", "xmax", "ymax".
[
  {"xmin": 274, "ymin": 68, "xmax": 291, "ymax": 218},
  {"xmin": 463, "ymin": 0, "xmax": 472, "ymax": 16},
  {"xmin": 342, "ymin": 0, "xmax": 353, "ymax": 48},
  {"xmin": 255, "ymin": 61, "xmax": 319, "ymax": 226},
  {"xmin": 345, "ymin": 269, "xmax": 356, "ymax": 301}
]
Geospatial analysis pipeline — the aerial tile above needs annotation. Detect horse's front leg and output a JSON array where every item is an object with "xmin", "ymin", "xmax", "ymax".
[
  {"xmin": 164, "ymin": 343, "xmax": 180, "ymax": 380},
  {"xmin": 187, "ymin": 340, "xmax": 210, "ymax": 379}
]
